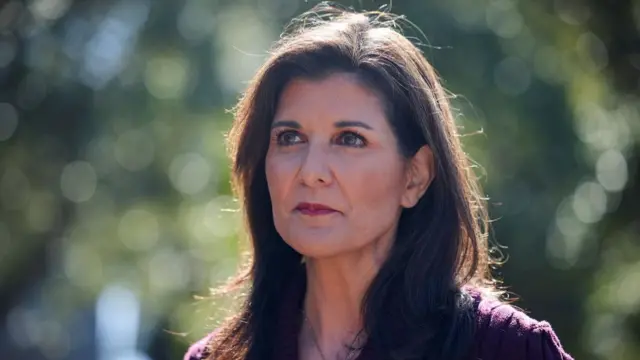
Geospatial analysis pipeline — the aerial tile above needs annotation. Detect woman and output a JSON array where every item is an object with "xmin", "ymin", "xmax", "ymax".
[{"xmin": 185, "ymin": 4, "xmax": 573, "ymax": 360}]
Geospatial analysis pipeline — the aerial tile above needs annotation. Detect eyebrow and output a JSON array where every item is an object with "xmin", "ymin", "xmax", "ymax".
[
  {"xmin": 271, "ymin": 120, "xmax": 300, "ymax": 129},
  {"xmin": 335, "ymin": 120, "xmax": 373, "ymax": 130},
  {"xmin": 271, "ymin": 120, "xmax": 373, "ymax": 130}
]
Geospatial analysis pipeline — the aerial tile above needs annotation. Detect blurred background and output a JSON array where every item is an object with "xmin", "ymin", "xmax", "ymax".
[{"xmin": 0, "ymin": 0, "xmax": 638, "ymax": 359}]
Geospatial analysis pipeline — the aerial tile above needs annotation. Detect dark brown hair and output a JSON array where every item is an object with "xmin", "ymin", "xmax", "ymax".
[{"xmin": 207, "ymin": 3, "xmax": 498, "ymax": 360}]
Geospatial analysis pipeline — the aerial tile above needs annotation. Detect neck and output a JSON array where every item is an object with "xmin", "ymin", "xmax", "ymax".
[{"xmin": 301, "ymin": 244, "xmax": 390, "ymax": 358}]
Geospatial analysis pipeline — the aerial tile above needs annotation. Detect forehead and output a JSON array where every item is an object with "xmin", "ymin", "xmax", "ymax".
[{"xmin": 274, "ymin": 73, "xmax": 388, "ymax": 125}]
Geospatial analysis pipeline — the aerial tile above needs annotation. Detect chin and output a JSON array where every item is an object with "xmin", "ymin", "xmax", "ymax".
[{"xmin": 282, "ymin": 231, "xmax": 353, "ymax": 259}]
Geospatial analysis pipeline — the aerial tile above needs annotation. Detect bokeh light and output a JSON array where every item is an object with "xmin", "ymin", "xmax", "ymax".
[
  {"xmin": 596, "ymin": 150, "xmax": 628, "ymax": 192},
  {"xmin": 114, "ymin": 129, "xmax": 156, "ymax": 172},
  {"xmin": 144, "ymin": 55, "xmax": 192, "ymax": 100},
  {"xmin": 118, "ymin": 207, "xmax": 160, "ymax": 252},
  {"xmin": 60, "ymin": 161, "xmax": 98, "ymax": 203}
]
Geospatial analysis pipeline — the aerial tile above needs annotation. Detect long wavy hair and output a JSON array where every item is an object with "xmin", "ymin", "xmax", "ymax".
[{"xmin": 206, "ymin": 4, "xmax": 499, "ymax": 360}]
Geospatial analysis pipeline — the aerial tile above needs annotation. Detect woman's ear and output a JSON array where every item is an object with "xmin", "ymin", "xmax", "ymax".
[{"xmin": 401, "ymin": 145, "xmax": 435, "ymax": 208}]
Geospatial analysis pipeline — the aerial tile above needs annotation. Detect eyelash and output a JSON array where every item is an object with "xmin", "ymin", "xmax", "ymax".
[
  {"xmin": 271, "ymin": 129, "xmax": 300, "ymax": 146},
  {"xmin": 337, "ymin": 130, "xmax": 367, "ymax": 147},
  {"xmin": 272, "ymin": 129, "xmax": 368, "ymax": 148}
]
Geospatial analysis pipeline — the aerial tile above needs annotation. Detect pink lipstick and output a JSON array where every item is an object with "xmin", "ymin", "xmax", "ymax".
[{"xmin": 295, "ymin": 202, "xmax": 338, "ymax": 216}]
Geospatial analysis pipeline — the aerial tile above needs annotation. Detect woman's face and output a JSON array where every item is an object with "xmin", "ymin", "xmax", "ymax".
[{"xmin": 265, "ymin": 73, "xmax": 431, "ymax": 259}]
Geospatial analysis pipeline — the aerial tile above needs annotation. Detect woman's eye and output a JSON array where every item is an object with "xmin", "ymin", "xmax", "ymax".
[
  {"xmin": 336, "ymin": 131, "xmax": 366, "ymax": 147},
  {"xmin": 276, "ymin": 130, "xmax": 303, "ymax": 146}
]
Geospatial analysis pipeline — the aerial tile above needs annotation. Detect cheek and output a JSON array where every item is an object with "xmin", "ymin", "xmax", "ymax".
[
  {"xmin": 265, "ymin": 153, "xmax": 295, "ymax": 201},
  {"xmin": 356, "ymin": 153, "xmax": 405, "ymax": 187},
  {"xmin": 342, "ymin": 155, "xmax": 406, "ymax": 209}
]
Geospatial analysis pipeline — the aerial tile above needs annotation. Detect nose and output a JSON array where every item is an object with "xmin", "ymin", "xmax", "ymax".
[{"xmin": 298, "ymin": 142, "xmax": 332, "ymax": 187}]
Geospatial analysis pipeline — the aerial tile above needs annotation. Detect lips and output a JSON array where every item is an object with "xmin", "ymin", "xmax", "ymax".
[{"xmin": 295, "ymin": 202, "xmax": 338, "ymax": 216}]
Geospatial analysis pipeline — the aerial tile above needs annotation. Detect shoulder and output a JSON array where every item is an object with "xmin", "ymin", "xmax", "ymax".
[
  {"xmin": 472, "ymin": 294, "xmax": 574, "ymax": 360},
  {"xmin": 183, "ymin": 331, "xmax": 215, "ymax": 360}
]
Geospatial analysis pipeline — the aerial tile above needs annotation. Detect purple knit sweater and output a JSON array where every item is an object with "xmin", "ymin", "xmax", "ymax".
[{"xmin": 184, "ymin": 277, "xmax": 573, "ymax": 360}]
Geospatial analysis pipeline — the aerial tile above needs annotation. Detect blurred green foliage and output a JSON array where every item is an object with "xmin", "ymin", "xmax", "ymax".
[{"xmin": 0, "ymin": 1, "xmax": 638, "ymax": 359}]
